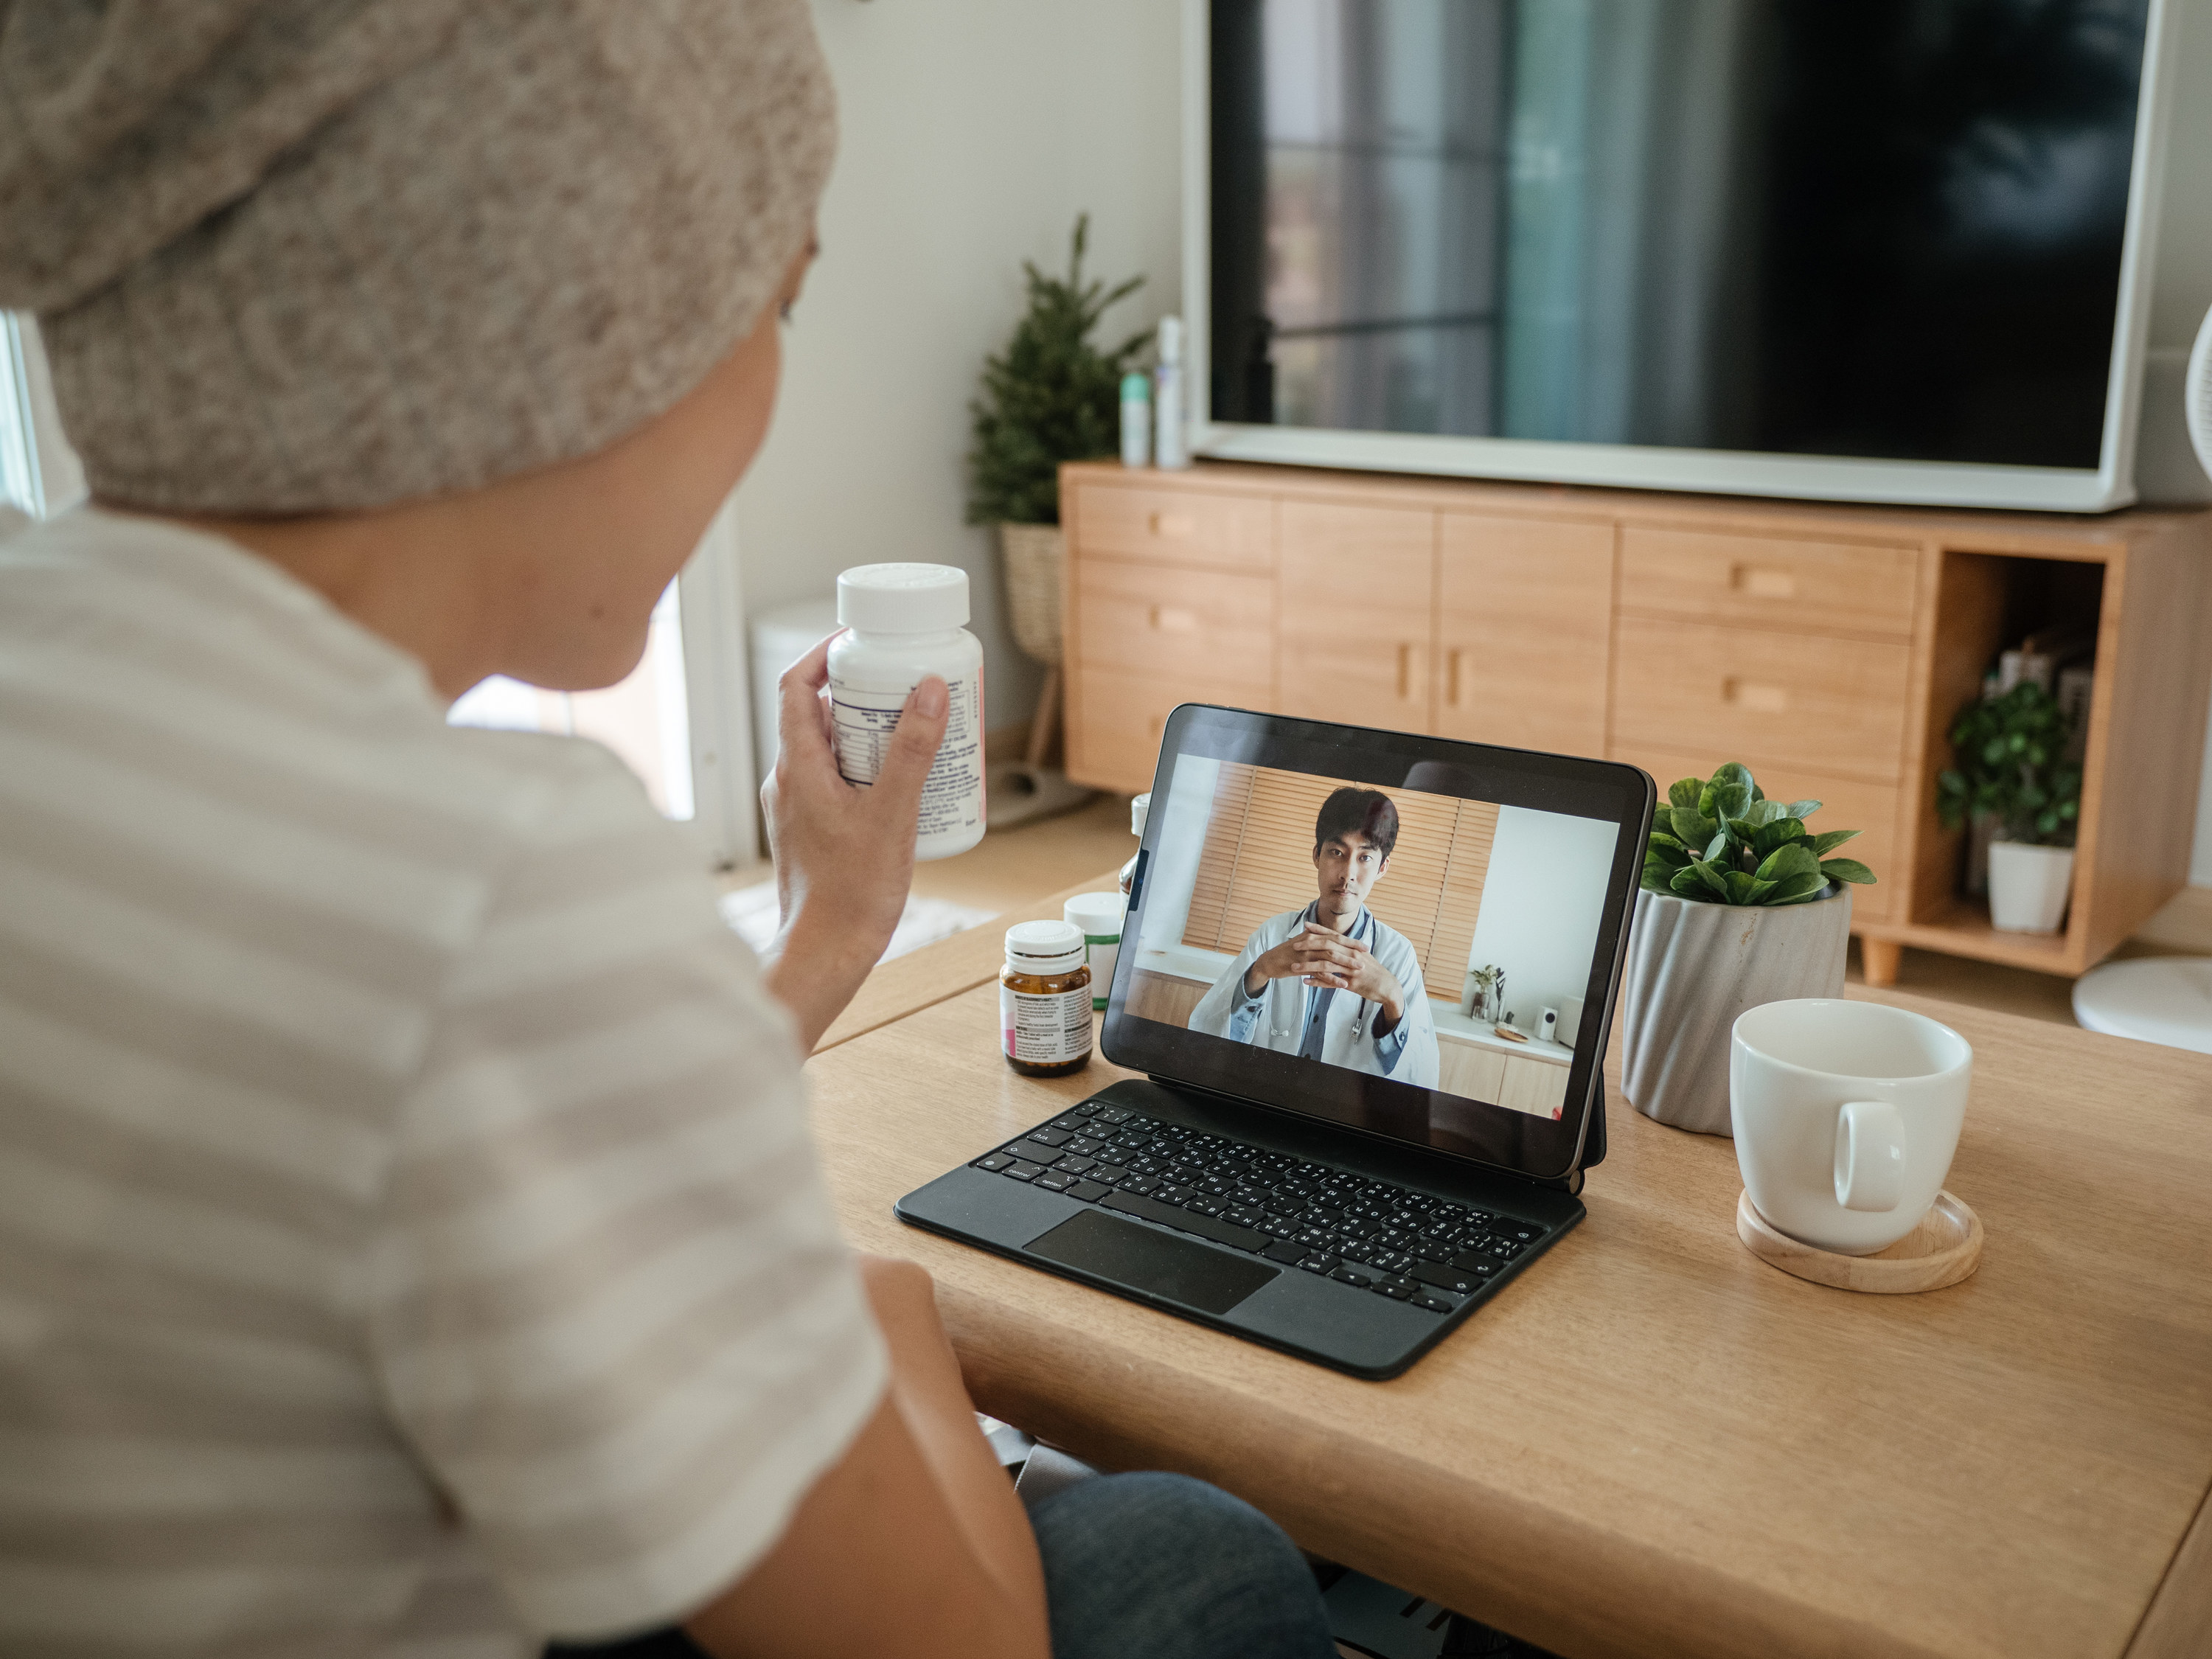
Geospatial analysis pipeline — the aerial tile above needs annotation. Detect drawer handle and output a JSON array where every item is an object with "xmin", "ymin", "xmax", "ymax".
[
  {"xmin": 1148, "ymin": 512, "xmax": 1194, "ymax": 539},
  {"xmin": 1732, "ymin": 564, "xmax": 1797, "ymax": 600},
  {"xmin": 1447, "ymin": 647, "xmax": 1463, "ymax": 706},
  {"xmin": 1723, "ymin": 678, "xmax": 1789, "ymax": 714},
  {"xmin": 1149, "ymin": 605, "xmax": 1198, "ymax": 633},
  {"xmin": 1397, "ymin": 643, "xmax": 1412, "ymax": 700}
]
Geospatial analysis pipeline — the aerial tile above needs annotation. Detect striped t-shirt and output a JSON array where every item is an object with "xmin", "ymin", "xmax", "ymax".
[{"xmin": 0, "ymin": 509, "xmax": 887, "ymax": 1657}]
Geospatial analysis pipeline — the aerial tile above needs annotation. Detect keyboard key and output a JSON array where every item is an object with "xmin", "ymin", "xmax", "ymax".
[
  {"xmin": 1051, "ymin": 1114, "xmax": 1089, "ymax": 1133},
  {"xmin": 1372, "ymin": 1251, "xmax": 1416, "ymax": 1276},
  {"xmin": 1185, "ymin": 1197, "xmax": 1225, "ymax": 1217},
  {"xmin": 1337, "ymin": 1241, "xmax": 1377, "ymax": 1265},
  {"xmin": 1067, "ymin": 1179, "xmax": 1112, "ymax": 1203},
  {"xmin": 973, "ymin": 1152, "xmax": 1013, "ymax": 1172},
  {"xmin": 1158, "ymin": 1185, "xmax": 1196, "ymax": 1205},
  {"xmin": 1003, "ymin": 1160, "xmax": 1043, "ymax": 1182},
  {"xmin": 1261, "ymin": 1239, "xmax": 1307, "ymax": 1265},
  {"xmin": 1259, "ymin": 1217, "xmax": 1297, "ymax": 1239},
  {"xmin": 1225, "ymin": 1207, "xmax": 1265, "ymax": 1228},
  {"xmin": 1296, "ymin": 1254, "xmax": 1337, "ymax": 1274},
  {"xmin": 1413, "ymin": 1237, "xmax": 1455, "ymax": 1262},
  {"xmin": 1448, "ymin": 1252, "xmax": 1503, "ymax": 1280},
  {"xmin": 1100, "ymin": 1191, "xmax": 1270, "ymax": 1253},
  {"xmin": 1380, "ymin": 1274, "xmax": 1419, "ymax": 1296},
  {"xmin": 1066, "ymin": 1135, "xmax": 1105, "ymax": 1157},
  {"xmin": 1005, "ymin": 1139, "xmax": 1062, "ymax": 1166},
  {"xmin": 1071, "ymin": 1102, "xmax": 1102, "ymax": 1118},
  {"xmin": 1329, "ymin": 1265, "xmax": 1377, "ymax": 1288},
  {"xmin": 1027, "ymin": 1127, "xmax": 1071, "ymax": 1147},
  {"xmin": 1035, "ymin": 1171, "xmax": 1075, "ymax": 1192},
  {"xmin": 1054, "ymin": 1155, "xmax": 1095, "ymax": 1176},
  {"xmin": 1117, "ymin": 1172, "xmax": 1161, "ymax": 1194},
  {"xmin": 1295, "ymin": 1228, "xmax": 1335, "ymax": 1251},
  {"xmin": 1371, "ymin": 1279, "xmax": 1413, "ymax": 1301},
  {"xmin": 1410, "ymin": 1292, "xmax": 1458, "ymax": 1314},
  {"xmin": 1411, "ymin": 1260, "xmax": 1482, "ymax": 1295},
  {"xmin": 1089, "ymin": 1163, "xmax": 1128, "ymax": 1186},
  {"xmin": 1485, "ymin": 1239, "xmax": 1524, "ymax": 1260},
  {"xmin": 1092, "ymin": 1107, "xmax": 1130, "ymax": 1124},
  {"xmin": 1491, "ymin": 1220, "xmax": 1545, "ymax": 1245}
]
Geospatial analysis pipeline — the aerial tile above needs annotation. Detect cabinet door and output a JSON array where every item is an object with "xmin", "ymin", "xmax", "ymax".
[
  {"xmin": 1434, "ymin": 514, "xmax": 1614, "ymax": 757},
  {"xmin": 1276, "ymin": 501, "xmax": 1436, "ymax": 731}
]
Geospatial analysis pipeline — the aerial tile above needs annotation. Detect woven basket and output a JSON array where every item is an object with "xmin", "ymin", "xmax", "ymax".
[{"xmin": 998, "ymin": 522, "xmax": 1065, "ymax": 666}]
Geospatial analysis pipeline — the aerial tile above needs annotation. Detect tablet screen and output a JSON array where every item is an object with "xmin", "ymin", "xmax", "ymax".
[{"xmin": 1103, "ymin": 707, "xmax": 1652, "ymax": 1182}]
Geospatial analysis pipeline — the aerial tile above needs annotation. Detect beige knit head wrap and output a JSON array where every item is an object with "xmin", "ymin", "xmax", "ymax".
[{"xmin": 0, "ymin": 0, "xmax": 835, "ymax": 514}]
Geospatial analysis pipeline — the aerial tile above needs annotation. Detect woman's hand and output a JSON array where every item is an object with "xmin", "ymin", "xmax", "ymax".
[{"xmin": 759, "ymin": 634, "xmax": 948, "ymax": 1050}]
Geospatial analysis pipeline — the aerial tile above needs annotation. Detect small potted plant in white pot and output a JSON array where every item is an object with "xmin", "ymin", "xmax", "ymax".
[
  {"xmin": 1621, "ymin": 762, "xmax": 1877, "ymax": 1135},
  {"xmin": 1937, "ymin": 682, "xmax": 2081, "ymax": 934}
]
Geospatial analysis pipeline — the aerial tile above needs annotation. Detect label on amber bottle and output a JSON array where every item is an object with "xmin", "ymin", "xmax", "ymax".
[{"xmin": 1001, "ymin": 984, "xmax": 1092, "ymax": 1064}]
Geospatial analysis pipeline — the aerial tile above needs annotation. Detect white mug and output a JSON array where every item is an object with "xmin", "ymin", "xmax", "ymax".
[{"xmin": 1730, "ymin": 999, "xmax": 1972, "ymax": 1255}]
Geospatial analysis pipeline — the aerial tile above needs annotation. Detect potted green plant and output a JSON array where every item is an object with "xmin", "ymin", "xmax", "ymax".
[
  {"xmin": 967, "ymin": 215, "xmax": 1147, "ymax": 821},
  {"xmin": 1621, "ymin": 762, "xmax": 1877, "ymax": 1135},
  {"xmin": 1937, "ymin": 682, "xmax": 2081, "ymax": 934}
]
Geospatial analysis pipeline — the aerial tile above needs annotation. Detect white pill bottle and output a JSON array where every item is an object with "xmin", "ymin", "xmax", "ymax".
[{"xmin": 829, "ymin": 563, "xmax": 987, "ymax": 860}]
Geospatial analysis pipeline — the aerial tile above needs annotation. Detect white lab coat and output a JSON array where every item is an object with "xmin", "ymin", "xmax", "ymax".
[{"xmin": 1187, "ymin": 903, "xmax": 1441, "ymax": 1088}]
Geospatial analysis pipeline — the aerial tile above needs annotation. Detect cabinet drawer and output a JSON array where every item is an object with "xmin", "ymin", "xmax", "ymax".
[
  {"xmin": 1067, "ymin": 664, "xmax": 1267, "ymax": 796},
  {"xmin": 1609, "ymin": 742, "xmax": 1901, "ymax": 925},
  {"xmin": 1072, "ymin": 560, "xmax": 1274, "ymax": 689},
  {"xmin": 1620, "ymin": 526, "xmax": 1919, "ymax": 638},
  {"xmin": 1070, "ymin": 482, "xmax": 1275, "ymax": 573},
  {"xmin": 1612, "ymin": 615, "xmax": 1910, "ymax": 785},
  {"xmin": 1436, "ymin": 513, "xmax": 1613, "ymax": 756},
  {"xmin": 1278, "ymin": 501, "xmax": 1436, "ymax": 731}
]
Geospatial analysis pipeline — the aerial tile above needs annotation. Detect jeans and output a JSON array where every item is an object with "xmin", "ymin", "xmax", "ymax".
[{"xmin": 545, "ymin": 1470, "xmax": 1335, "ymax": 1659}]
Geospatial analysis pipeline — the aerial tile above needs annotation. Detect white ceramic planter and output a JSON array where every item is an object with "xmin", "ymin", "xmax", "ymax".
[
  {"xmin": 1987, "ymin": 841, "xmax": 2074, "ymax": 934},
  {"xmin": 1618, "ymin": 886, "xmax": 1854, "ymax": 1136}
]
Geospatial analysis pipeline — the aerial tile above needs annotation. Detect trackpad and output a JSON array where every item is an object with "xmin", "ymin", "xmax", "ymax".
[{"xmin": 1026, "ymin": 1210, "xmax": 1279, "ymax": 1315}]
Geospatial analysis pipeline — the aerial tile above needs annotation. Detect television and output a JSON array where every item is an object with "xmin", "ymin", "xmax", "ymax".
[{"xmin": 1188, "ymin": 0, "xmax": 2181, "ymax": 512}]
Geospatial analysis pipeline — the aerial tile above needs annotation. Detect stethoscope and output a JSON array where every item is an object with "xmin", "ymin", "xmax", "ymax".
[{"xmin": 1270, "ymin": 902, "xmax": 1379, "ymax": 1043}]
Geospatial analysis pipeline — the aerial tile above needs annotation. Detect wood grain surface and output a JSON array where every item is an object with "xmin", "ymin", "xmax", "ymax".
[{"xmin": 806, "ymin": 895, "xmax": 2212, "ymax": 1659}]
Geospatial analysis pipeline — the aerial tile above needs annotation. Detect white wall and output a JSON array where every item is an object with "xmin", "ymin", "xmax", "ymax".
[
  {"xmin": 1463, "ymin": 807, "xmax": 1621, "ymax": 1027},
  {"xmin": 734, "ymin": 0, "xmax": 1184, "ymax": 750},
  {"xmin": 1135, "ymin": 754, "xmax": 1219, "ymax": 950}
]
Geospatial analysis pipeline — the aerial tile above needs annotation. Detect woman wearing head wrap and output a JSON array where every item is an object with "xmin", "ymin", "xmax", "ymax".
[{"xmin": 0, "ymin": 5, "xmax": 1335, "ymax": 1658}]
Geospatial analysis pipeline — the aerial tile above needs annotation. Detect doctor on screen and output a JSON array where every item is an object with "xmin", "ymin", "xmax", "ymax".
[{"xmin": 1188, "ymin": 787, "xmax": 1441, "ymax": 1087}]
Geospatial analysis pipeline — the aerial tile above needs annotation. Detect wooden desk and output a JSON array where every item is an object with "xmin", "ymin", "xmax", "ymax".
[{"xmin": 805, "ymin": 880, "xmax": 2212, "ymax": 1659}]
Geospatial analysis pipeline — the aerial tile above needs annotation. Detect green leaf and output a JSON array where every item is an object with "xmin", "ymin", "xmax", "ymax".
[
  {"xmin": 1646, "ymin": 841, "xmax": 1691, "ymax": 872},
  {"xmin": 1784, "ymin": 799, "xmax": 1823, "ymax": 821},
  {"xmin": 1705, "ymin": 830, "xmax": 1733, "ymax": 862},
  {"xmin": 1765, "ymin": 869, "xmax": 1830, "ymax": 902},
  {"xmin": 1642, "ymin": 861, "xmax": 1679, "ymax": 894},
  {"xmin": 1667, "ymin": 777, "xmax": 1704, "ymax": 810},
  {"xmin": 1820, "ymin": 857, "xmax": 1875, "ymax": 885},
  {"xmin": 1709, "ymin": 783, "xmax": 1753, "ymax": 824},
  {"xmin": 1671, "ymin": 859, "xmax": 1731, "ymax": 902},
  {"xmin": 1809, "ymin": 828, "xmax": 1861, "ymax": 856},
  {"xmin": 1750, "ymin": 817, "xmax": 1808, "ymax": 858},
  {"xmin": 1723, "ymin": 870, "xmax": 1759, "ymax": 905},
  {"xmin": 1669, "ymin": 806, "xmax": 1718, "ymax": 847},
  {"xmin": 1711, "ymin": 762, "xmax": 1756, "ymax": 796},
  {"xmin": 1755, "ymin": 842, "xmax": 1821, "ymax": 884},
  {"xmin": 1648, "ymin": 831, "xmax": 1686, "ymax": 852},
  {"xmin": 1747, "ymin": 799, "xmax": 1788, "ymax": 827}
]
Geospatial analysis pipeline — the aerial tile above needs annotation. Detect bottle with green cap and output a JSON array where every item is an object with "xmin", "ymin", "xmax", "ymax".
[{"xmin": 1120, "ymin": 370, "xmax": 1150, "ymax": 467}]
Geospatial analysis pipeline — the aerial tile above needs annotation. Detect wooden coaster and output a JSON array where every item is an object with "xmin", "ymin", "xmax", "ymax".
[{"xmin": 1736, "ymin": 1189, "xmax": 1983, "ymax": 1294}]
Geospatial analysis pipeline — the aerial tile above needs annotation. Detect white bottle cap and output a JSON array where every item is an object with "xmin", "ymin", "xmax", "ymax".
[
  {"xmin": 1158, "ymin": 316, "xmax": 1183, "ymax": 364},
  {"xmin": 837, "ymin": 563, "xmax": 970, "ymax": 633},
  {"xmin": 1062, "ymin": 892, "xmax": 1126, "ymax": 939},
  {"xmin": 1130, "ymin": 792, "xmax": 1150, "ymax": 835},
  {"xmin": 1005, "ymin": 919, "xmax": 1085, "ymax": 975}
]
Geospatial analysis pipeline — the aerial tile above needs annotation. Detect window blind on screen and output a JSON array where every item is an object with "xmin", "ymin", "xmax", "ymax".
[{"xmin": 1183, "ymin": 764, "xmax": 1497, "ymax": 998}]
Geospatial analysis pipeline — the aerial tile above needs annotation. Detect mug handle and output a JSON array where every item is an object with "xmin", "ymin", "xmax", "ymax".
[{"xmin": 1833, "ymin": 1099, "xmax": 1906, "ymax": 1213}]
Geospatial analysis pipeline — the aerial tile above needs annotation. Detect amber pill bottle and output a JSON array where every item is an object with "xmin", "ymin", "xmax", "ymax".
[{"xmin": 1000, "ymin": 920, "xmax": 1093, "ymax": 1078}]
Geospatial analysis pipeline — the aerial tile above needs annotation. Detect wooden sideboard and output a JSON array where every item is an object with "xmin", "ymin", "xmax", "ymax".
[{"xmin": 1058, "ymin": 460, "xmax": 2212, "ymax": 985}]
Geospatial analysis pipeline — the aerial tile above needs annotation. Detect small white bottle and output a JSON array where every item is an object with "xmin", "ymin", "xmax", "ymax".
[
  {"xmin": 1119, "ymin": 371, "xmax": 1151, "ymax": 467},
  {"xmin": 1154, "ymin": 316, "xmax": 1189, "ymax": 469},
  {"xmin": 829, "ymin": 563, "xmax": 987, "ymax": 860}
]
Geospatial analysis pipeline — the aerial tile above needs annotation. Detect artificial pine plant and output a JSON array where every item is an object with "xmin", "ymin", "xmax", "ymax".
[{"xmin": 967, "ymin": 215, "xmax": 1149, "ymax": 526}]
